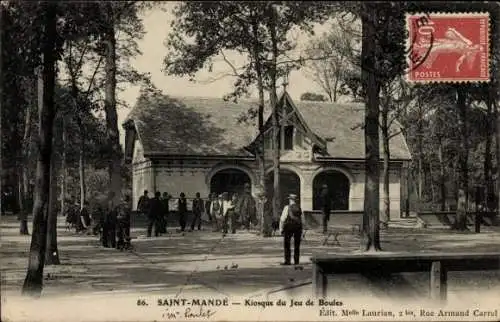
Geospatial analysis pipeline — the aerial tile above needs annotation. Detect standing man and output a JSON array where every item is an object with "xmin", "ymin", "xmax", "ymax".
[
  {"xmin": 78, "ymin": 200, "xmax": 91, "ymax": 234},
  {"xmin": 161, "ymin": 192, "xmax": 170, "ymax": 234},
  {"xmin": 91, "ymin": 199, "xmax": 105, "ymax": 237},
  {"xmin": 65, "ymin": 197, "xmax": 78, "ymax": 232},
  {"xmin": 210, "ymin": 194, "xmax": 223, "ymax": 232},
  {"xmin": 221, "ymin": 192, "xmax": 236, "ymax": 235},
  {"xmin": 117, "ymin": 195, "xmax": 132, "ymax": 249},
  {"xmin": 236, "ymin": 183, "xmax": 257, "ymax": 231},
  {"xmin": 279, "ymin": 194, "xmax": 305, "ymax": 266},
  {"xmin": 190, "ymin": 192, "xmax": 204, "ymax": 231},
  {"xmin": 320, "ymin": 184, "xmax": 331, "ymax": 234},
  {"xmin": 147, "ymin": 191, "xmax": 164, "ymax": 237},
  {"xmin": 177, "ymin": 192, "xmax": 188, "ymax": 232},
  {"xmin": 103, "ymin": 192, "xmax": 118, "ymax": 248},
  {"xmin": 205, "ymin": 193, "xmax": 214, "ymax": 224},
  {"xmin": 137, "ymin": 190, "xmax": 150, "ymax": 216},
  {"xmin": 12, "ymin": 189, "xmax": 27, "ymax": 235}
]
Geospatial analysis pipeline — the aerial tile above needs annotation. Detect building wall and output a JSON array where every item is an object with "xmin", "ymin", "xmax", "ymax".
[
  {"xmin": 131, "ymin": 157, "xmax": 258, "ymax": 210},
  {"xmin": 131, "ymin": 156, "xmax": 404, "ymax": 219}
]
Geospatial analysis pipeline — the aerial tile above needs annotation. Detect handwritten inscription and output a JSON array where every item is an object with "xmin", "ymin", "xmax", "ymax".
[{"xmin": 162, "ymin": 307, "xmax": 217, "ymax": 320}]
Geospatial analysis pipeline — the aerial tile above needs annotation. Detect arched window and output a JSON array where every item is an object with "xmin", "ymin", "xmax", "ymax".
[
  {"xmin": 284, "ymin": 126, "xmax": 294, "ymax": 150},
  {"xmin": 313, "ymin": 170, "xmax": 350, "ymax": 210},
  {"xmin": 210, "ymin": 169, "xmax": 251, "ymax": 197},
  {"xmin": 266, "ymin": 169, "xmax": 301, "ymax": 209}
]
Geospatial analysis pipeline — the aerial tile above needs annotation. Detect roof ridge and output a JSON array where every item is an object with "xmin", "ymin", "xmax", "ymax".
[{"xmin": 123, "ymin": 93, "xmax": 411, "ymax": 160}]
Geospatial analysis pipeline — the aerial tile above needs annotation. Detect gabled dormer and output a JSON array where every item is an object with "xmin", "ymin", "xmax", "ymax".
[{"xmin": 249, "ymin": 92, "xmax": 327, "ymax": 163}]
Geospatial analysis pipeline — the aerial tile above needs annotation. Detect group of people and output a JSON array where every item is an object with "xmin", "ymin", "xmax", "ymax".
[
  {"xmin": 64, "ymin": 193, "xmax": 132, "ymax": 250},
  {"xmin": 136, "ymin": 183, "xmax": 259, "ymax": 237},
  {"xmin": 64, "ymin": 198, "xmax": 91, "ymax": 234},
  {"xmin": 59, "ymin": 183, "xmax": 332, "ymax": 266}
]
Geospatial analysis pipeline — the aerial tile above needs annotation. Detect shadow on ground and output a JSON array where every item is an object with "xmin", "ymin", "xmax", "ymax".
[{"xmin": 1, "ymin": 215, "xmax": 500, "ymax": 301}]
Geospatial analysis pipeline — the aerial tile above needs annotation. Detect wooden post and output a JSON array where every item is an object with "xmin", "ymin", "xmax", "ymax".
[
  {"xmin": 430, "ymin": 261, "xmax": 447, "ymax": 302},
  {"xmin": 475, "ymin": 186, "xmax": 481, "ymax": 233},
  {"xmin": 151, "ymin": 161, "xmax": 157, "ymax": 193},
  {"xmin": 312, "ymin": 262, "xmax": 327, "ymax": 298}
]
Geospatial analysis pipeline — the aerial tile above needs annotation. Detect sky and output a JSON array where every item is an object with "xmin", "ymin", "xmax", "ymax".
[{"xmin": 116, "ymin": 4, "xmax": 329, "ymax": 145}]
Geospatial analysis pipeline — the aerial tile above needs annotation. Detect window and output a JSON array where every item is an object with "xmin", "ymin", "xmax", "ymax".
[
  {"xmin": 284, "ymin": 126, "xmax": 294, "ymax": 150},
  {"xmin": 264, "ymin": 136, "xmax": 271, "ymax": 150},
  {"xmin": 295, "ymin": 128, "xmax": 303, "ymax": 147}
]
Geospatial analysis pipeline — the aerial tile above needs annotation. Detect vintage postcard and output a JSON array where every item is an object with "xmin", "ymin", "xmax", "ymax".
[{"xmin": 1, "ymin": 1, "xmax": 499, "ymax": 322}]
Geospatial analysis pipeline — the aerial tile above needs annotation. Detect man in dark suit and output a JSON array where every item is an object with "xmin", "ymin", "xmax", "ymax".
[
  {"xmin": 117, "ymin": 195, "xmax": 132, "ymax": 249},
  {"xmin": 161, "ymin": 192, "xmax": 170, "ymax": 234},
  {"xmin": 190, "ymin": 192, "xmax": 204, "ymax": 231},
  {"xmin": 279, "ymin": 194, "xmax": 305, "ymax": 266},
  {"xmin": 178, "ymin": 192, "xmax": 188, "ymax": 232},
  {"xmin": 320, "ymin": 184, "xmax": 331, "ymax": 234},
  {"xmin": 205, "ymin": 193, "xmax": 214, "ymax": 223},
  {"xmin": 236, "ymin": 183, "xmax": 257, "ymax": 231},
  {"xmin": 147, "ymin": 192, "xmax": 164, "ymax": 237},
  {"xmin": 137, "ymin": 190, "xmax": 150, "ymax": 215},
  {"xmin": 103, "ymin": 192, "xmax": 118, "ymax": 248}
]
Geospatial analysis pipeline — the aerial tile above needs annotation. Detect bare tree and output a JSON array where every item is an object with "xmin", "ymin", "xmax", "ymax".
[{"xmin": 303, "ymin": 19, "xmax": 360, "ymax": 102}]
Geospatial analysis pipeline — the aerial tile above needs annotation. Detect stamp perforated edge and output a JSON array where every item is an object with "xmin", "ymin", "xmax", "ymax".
[{"xmin": 404, "ymin": 12, "xmax": 491, "ymax": 84}]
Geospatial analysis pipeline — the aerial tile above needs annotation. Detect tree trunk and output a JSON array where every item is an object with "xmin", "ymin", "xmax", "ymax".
[
  {"xmin": 22, "ymin": 2, "xmax": 57, "ymax": 297},
  {"xmin": 69, "ymin": 52, "xmax": 87, "ymax": 209},
  {"xmin": 20, "ymin": 81, "xmax": 33, "ymax": 230},
  {"xmin": 45, "ymin": 153, "xmax": 60, "ymax": 265},
  {"xmin": 484, "ymin": 96, "xmax": 493, "ymax": 210},
  {"xmin": 103, "ymin": 9, "xmax": 122, "ymax": 204},
  {"xmin": 360, "ymin": 7, "xmax": 381, "ymax": 251},
  {"xmin": 332, "ymin": 76, "xmax": 338, "ymax": 103},
  {"xmin": 60, "ymin": 117, "xmax": 67, "ymax": 216},
  {"xmin": 438, "ymin": 136, "xmax": 446, "ymax": 211},
  {"xmin": 417, "ymin": 101, "xmax": 424, "ymax": 201},
  {"xmin": 78, "ymin": 120, "xmax": 86, "ymax": 207},
  {"xmin": 381, "ymin": 129, "xmax": 390, "ymax": 227},
  {"xmin": 381, "ymin": 95, "xmax": 390, "ymax": 227},
  {"xmin": 495, "ymin": 99, "xmax": 500, "ymax": 215},
  {"xmin": 454, "ymin": 88, "xmax": 468, "ymax": 230},
  {"xmin": 269, "ymin": 5, "xmax": 280, "ymax": 223},
  {"xmin": 250, "ymin": 16, "xmax": 269, "ymax": 237},
  {"xmin": 17, "ymin": 167, "xmax": 29, "ymax": 235},
  {"xmin": 428, "ymin": 163, "xmax": 437, "ymax": 203},
  {"xmin": 406, "ymin": 162, "xmax": 411, "ymax": 217}
]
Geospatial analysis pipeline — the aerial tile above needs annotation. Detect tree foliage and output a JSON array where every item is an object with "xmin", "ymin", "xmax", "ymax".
[
  {"xmin": 300, "ymin": 92, "xmax": 327, "ymax": 102},
  {"xmin": 164, "ymin": 2, "xmax": 328, "ymax": 103}
]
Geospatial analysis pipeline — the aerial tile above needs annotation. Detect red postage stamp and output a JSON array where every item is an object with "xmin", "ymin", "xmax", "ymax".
[{"xmin": 406, "ymin": 13, "xmax": 490, "ymax": 83}]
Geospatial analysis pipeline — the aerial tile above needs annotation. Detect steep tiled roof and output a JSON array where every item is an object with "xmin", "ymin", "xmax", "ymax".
[
  {"xmin": 124, "ymin": 94, "xmax": 411, "ymax": 160},
  {"xmin": 124, "ymin": 95, "xmax": 259, "ymax": 157},
  {"xmin": 295, "ymin": 100, "xmax": 412, "ymax": 160}
]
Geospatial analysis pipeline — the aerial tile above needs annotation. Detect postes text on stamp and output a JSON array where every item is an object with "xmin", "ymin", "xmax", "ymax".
[{"xmin": 406, "ymin": 13, "xmax": 490, "ymax": 83}]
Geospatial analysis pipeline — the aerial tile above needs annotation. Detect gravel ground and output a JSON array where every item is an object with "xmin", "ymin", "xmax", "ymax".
[{"xmin": 1, "ymin": 215, "xmax": 499, "ymax": 321}]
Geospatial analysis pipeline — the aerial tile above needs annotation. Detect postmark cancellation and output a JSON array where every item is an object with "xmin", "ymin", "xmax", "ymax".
[{"xmin": 405, "ymin": 12, "xmax": 490, "ymax": 83}]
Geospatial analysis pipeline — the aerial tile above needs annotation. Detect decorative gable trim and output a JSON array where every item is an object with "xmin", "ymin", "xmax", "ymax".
[
  {"xmin": 123, "ymin": 120, "xmax": 143, "ymax": 163},
  {"xmin": 282, "ymin": 92, "xmax": 327, "ymax": 150},
  {"xmin": 248, "ymin": 92, "xmax": 327, "ymax": 152}
]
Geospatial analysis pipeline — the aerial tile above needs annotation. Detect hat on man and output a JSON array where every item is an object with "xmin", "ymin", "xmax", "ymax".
[{"xmin": 288, "ymin": 194, "xmax": 297, "ymax": 200}]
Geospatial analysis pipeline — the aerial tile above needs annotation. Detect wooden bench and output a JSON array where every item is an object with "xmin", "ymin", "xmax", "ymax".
[
  {"xmin": 311, "ymin": 252, "xmax": 500, "ymax": 302},
  {"xmin": 304, "ymin": 211, "xmax": 363, "ymax": 246}
]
